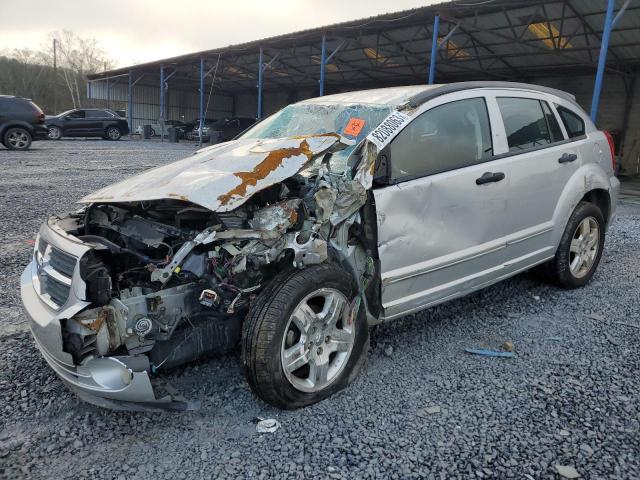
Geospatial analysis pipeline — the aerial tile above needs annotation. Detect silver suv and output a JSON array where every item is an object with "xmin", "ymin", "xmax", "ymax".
[{"xmin": 21, "ymin": 82, "xmax": 619, "ymax": 410}]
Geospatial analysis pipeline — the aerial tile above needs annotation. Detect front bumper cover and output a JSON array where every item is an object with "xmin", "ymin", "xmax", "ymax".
[{"xmin": 20, "ymin": 221, "xmax": 198, "ymax": 411}]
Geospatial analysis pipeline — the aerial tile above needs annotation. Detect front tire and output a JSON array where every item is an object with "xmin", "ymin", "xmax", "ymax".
[
  {"xmin": 546, "ymin": 201, "xmax": 606, "ymax": 289},
  {"xmin": 3, "ymin": 127, "xmax": 32, "ymax": 150},
  {"xmin": 48, "ymin": 126, "xmax": 62, "ymax": 140},
  {"xmin": 242, "ymin": 264, "xmax": 369, "ymax": 409},
  {"xmin": 106, "ymin": 126, "xmax": 121, "ymax": 140}
]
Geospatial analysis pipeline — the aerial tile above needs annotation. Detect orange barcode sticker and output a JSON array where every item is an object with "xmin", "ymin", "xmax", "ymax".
[{"xmin": 343, "ymin": 118, "xmax": 366, "ymax": 137}]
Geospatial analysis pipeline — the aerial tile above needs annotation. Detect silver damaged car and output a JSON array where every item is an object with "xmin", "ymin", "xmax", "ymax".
[{"xmin": 21, "ymin": 82, "xmax": 620, "ymax": 410}]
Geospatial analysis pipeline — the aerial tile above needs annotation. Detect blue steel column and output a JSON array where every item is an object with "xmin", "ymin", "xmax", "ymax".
[
  {"xmin": 428, "ymin": 15, "xmax": 440, "ymax": 84},
  {"xmin": 320, "ymin": 33, "xmax": 327, "ymax": 96},
  {"xmin": 590, "ymin": 0, "xmax": 616, "ymax": 122},
  {"xmin": 159, "ymin": 64, "xmax": 165, "ymax": 141},
  {"xmin": 257, "ymin": 48, "xmax": 264, "ymax": 119},
  {"xmin": 127, "ymin": 71, "xmax": 133, "ymax": 132},
  {"xmin": 199, "ymin": 56, "xmax": 205, "ymax": 147}
]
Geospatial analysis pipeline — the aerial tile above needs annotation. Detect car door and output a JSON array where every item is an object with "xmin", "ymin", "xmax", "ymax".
[
  {"xmin": 85, "ymin": 110, "xmax": 111, "ymax": 135},
  {"xmin": 373, "ymin": 94, "xmax": 513, "ymax": 320},
  {"xmin": 487, "ymin": 92, "xmax": 580, "ymax": 272},
  {"xmin": 63, "ymin": 110, "xmax": 87, "ymax": 136}
]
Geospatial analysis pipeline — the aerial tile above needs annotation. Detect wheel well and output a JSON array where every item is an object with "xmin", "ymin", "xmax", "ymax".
[
  {"xmin": 0, "ymin": 122, "xmax": 33, "ymax": 138},
  {"xmin": 581, "ymin": 189, "xmax": 610, "ymax": 225}
]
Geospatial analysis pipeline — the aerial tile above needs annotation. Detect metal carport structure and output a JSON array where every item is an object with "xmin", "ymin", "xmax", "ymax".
[{"xmin": 87, "ymin": 0, "xmax": 640, "ymax": 174}]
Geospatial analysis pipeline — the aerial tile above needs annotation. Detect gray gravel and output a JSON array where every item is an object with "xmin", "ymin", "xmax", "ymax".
[{"xmin": 1, "ymin": 139, "xmax": 639, "ymax": 479}]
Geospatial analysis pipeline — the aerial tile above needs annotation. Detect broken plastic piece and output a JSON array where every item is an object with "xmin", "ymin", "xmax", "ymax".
[
  {"xmin": 464, "ymin": 348, "xmax": 515, "ymax": 358},
  {"xmin": 256, "ymin": 418, "xmax": 281, "ymax": 433}
]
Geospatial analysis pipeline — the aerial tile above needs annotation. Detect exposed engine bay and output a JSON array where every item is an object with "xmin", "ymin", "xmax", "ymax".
[{"xmin": 52, "ymin": 142, "xmax": 381, "ymax": 376}]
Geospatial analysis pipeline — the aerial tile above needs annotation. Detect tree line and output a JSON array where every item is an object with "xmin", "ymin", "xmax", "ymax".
[{"xmin": 0, "ymin": 30, "xmax": 115, "ymax": 115}]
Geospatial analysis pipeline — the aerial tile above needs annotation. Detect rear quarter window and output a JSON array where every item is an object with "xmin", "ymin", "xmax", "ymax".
[
  {"xmin": 497, "ymin": 97, "xmax": 563, "ymax": 152},
  {"xmin": 556, "ymin": 105, "xmax": 586, "ymax": 138}
]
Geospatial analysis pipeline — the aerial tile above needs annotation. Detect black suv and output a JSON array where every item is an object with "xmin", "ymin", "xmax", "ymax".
[
  {"xmin": 46, "ymin": 109, "xmax": 130, "ymax": 140},
  {"xmin": 0, "ymin": 95, "xmax": 48, "ymax": 150}
]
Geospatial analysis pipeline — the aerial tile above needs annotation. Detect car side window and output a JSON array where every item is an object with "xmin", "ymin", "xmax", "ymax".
[
  {"xmin": 389, "ymin": 97, "xmax": 493, "ymax": 181},
  {"xmin": 497, "ymin": 97, "xmax": 564, "ymax": 151},
  {"xmin": 556, "ymin": 105, "xmax": 586, "ymax": 138},
  {"xmin": 66, "ymin": 110, "xmax": 85, "ymax": 119},
  {"xmin": 86, "ymin": 110, "xmax": 108, "ymax": 118}
]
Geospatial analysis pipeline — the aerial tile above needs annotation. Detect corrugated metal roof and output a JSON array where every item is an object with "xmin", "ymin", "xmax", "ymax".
[{"xmin": 88, "ymin": 0, "xmax": 640, "ymax": 95}]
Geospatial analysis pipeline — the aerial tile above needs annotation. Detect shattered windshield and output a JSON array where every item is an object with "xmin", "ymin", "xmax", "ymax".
[{"xmin": 239, "ymin": 102, "xmax": 392, "ymax": 173}]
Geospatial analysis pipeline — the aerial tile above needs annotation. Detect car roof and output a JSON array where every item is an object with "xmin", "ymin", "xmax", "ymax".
[
  {"xmin": 295, "ymin": 82, "xmax": 578, "ymax": 109},
  {"xmin": 299, "ymin": 85, "xmax": 435, "ymax": 107}
]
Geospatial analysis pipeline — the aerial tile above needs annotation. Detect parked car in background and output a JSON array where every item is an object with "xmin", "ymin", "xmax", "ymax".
[
  {"xmin": 0, "ymin": 95, "xmax": 48, "ymax": 150},
  {"xmin": 183, "ymin": 118, "xmax": 216, "ymax": 140},
  {"xmin": 134, "ymin": 120, "xmax": 188, "ymax": 138},
  {"xmin": 46, "ymin": 109, "xmax": 129, "ymax": 140},
  {"xmin": 192, "ymin": 117, "xmax": 256, "ymax": 143},
  {"xmin": 21, "ymin": 83, "xmax": 619, "ymax": 411}
]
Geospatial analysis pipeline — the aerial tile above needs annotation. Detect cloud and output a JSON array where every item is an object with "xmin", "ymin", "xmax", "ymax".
[{"xmin": 0, "ymin": 0, "xmax": 438, "ymax": 66}]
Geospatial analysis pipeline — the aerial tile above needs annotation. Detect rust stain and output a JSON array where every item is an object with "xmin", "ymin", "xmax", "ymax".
[
  {"xmin": 168, "ymin": 193, "xmax": 189, "ymax": 202},
  {"xmin": 84, "ymin": 309, "xmax": 108, "ymax": 331},
  {"xmin": 218, "ymin": 140, "xmax": 314, "ymax": 206},
  {"xmin": 218, "ymin": 133, "xmax": 341, "ymax": 206}
]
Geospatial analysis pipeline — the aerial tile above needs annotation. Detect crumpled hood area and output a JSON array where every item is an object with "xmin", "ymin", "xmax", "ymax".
[{"xmin": 81, "ymin": 134, "xmax": 346, "ymax": 212}]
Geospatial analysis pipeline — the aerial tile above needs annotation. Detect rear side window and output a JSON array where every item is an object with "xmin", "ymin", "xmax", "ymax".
[
  {"xmin": 86, "ymin": 110, "xmax": 111, "ymax": 118},
  {"xmin": 0, "ymin": 98, "xmax": 34, "ymax": 114},
  {"xmin": 556, "ymin": 106, "xmax": 585, "ymax": 138},
  {"xmin": 389, "ymin": 97, "xmax": 493, "ymax": 180},
  {"xmin": 498, "ymin": 97, "xmax": 567, "ymax": 151},
  {"xmin": 66, "ymin": 110, "xmax": 85, "ymax": 119}
]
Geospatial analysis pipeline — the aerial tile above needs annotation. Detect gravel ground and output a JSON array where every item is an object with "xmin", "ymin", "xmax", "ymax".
[{"xmin": 1, "ymin": 139, "xmax": 639, "ymax": 479}]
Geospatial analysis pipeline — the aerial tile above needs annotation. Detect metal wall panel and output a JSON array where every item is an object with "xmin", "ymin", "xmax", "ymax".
[{"xmin": 88, "ymin": 80, "xmax": 234, "ymax": 131}]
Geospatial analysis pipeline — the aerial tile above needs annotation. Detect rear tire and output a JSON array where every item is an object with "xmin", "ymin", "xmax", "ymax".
[
  {"xmin": 242, "ymin": 264, "xmax": 369, "ymax": 409},
  {"xmin": 106, "ymin": 126, "xmax": 121, "ymax": 140},
  {"xmin": 3, "ymin": 127, "xmax": 32, "ymax": 150},
  {"xmin": 543, "ymin": 201, "xmax": 605, "ymax": 289}
]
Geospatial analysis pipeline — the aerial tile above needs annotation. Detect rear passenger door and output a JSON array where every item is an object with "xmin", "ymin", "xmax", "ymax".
[
  {"xmin": 373, "ymin": 94, "xmax": 513, "ymax": 319},
  {"xmin": 85, "ymin": 110, "xmax": 112, "ymax": 135},
  {"xmin": 489, "ymin": 93, "xmax": 579, "ymax": 271}
]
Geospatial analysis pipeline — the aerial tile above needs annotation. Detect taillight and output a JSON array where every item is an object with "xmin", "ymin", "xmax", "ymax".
[
  {"xmin": 604, "ymin": 130, "xmax": 616, "ymax": 171},
  {"xmin": 37, "ymin": 113, "xmax": 45, "ymax": 124}
]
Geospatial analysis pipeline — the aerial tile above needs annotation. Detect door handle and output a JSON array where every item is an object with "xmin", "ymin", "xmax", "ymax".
[
  {"xmin": 558, "ymin": 153, "xmax": 577, "ymax": 163},
  {"xmin": 476, "ymin": 171, "xmax": 505, "ymax": 185}
]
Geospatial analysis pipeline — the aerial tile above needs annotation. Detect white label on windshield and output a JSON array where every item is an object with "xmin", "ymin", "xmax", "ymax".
[{"xmin": 366, "ymin": 111, "xmax": 412, "ymax": 150}]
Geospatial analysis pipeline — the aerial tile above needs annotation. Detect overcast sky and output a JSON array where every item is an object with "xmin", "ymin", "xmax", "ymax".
[{"xmin": 0, "ymin": 0, "xmax": 440, "ymax": 67}]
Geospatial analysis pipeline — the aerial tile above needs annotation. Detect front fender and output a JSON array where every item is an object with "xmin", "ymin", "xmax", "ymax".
[{"xmin": 551, "ymin": 163, "xmax": 613, "ymax": 248}]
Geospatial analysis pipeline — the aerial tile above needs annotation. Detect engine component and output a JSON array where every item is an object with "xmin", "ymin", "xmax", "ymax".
[
  {"xmin": 199, "ymin": 289, "xmax": 220, "ymax": 308},
  {"xmin": 133, "ymin": 317, "xmax": 153, "ymax": 337},
  {"xmin": 150, "ymin": 226, "xmax": 217, "ymax": 284}
]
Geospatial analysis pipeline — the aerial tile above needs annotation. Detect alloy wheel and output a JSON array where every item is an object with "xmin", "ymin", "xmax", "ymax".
[
  {"xmin": 280, "ymin": 288, "xmax": 355, "ymax": 393},
  {"xmin": 569, "ymin": 216, "xmax": 600, "ymax": 278},
  {"xmin": 7, "ymin": 130, "xmax": 30, "ymax": 149},
  {"xmin": 107, "ymin": 127, "xmax": 120, "ymax": 140}
]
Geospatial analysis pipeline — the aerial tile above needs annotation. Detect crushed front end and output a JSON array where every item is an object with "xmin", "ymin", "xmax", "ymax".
[{"xmin": 20, "ymin": 133, "xmax": 383, "ymax": 410}]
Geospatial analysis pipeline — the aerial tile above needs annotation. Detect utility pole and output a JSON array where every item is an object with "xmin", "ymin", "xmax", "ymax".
[{"xmin": 53, "ymin": 39, "xmax": 57, "ymax": 114}]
